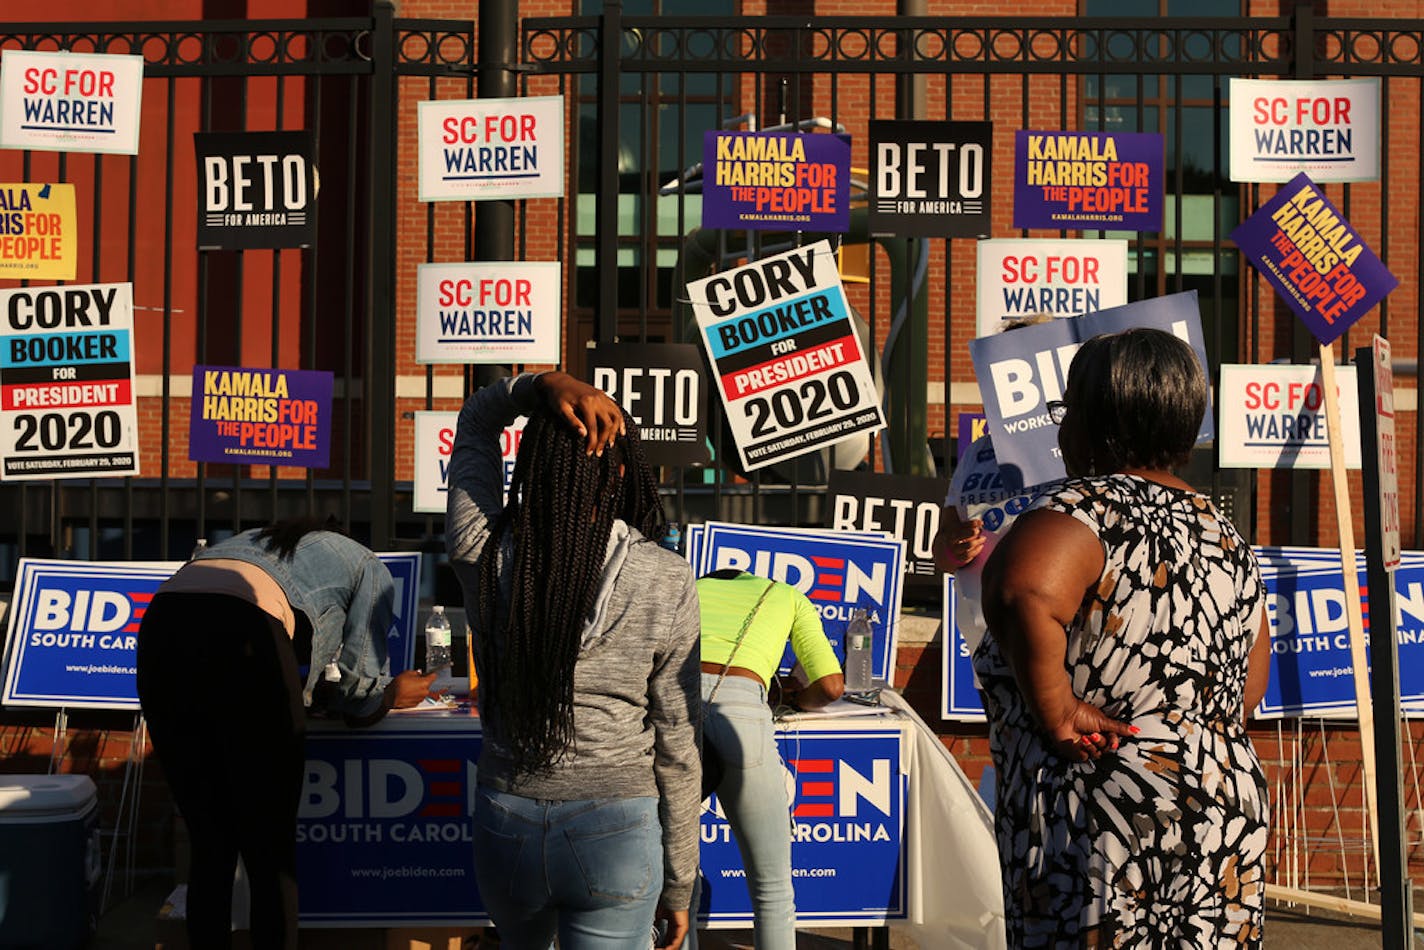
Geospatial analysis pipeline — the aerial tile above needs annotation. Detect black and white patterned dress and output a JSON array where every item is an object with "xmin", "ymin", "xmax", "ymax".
[{"xmin": 972, "ymin": 474, "xmax": 1268, "ymax": 948}]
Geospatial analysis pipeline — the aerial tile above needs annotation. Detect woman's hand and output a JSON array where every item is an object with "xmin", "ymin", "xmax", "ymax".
[
  {"xmin": 535, "ymin": 371, "xmax": 625, "ymax": 456},
  {"xmin": 1046, "ymin": 698, "xmax": 1138, "ymax": 761},
  {"xmin": 932, "ymin": 506, "xmax": 985, "ymax": 572}
]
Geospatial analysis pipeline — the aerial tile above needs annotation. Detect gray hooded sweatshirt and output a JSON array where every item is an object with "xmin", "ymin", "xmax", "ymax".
[{"xmin": 445, "ymin": 373, "xmax": 702, "ymax": 911}]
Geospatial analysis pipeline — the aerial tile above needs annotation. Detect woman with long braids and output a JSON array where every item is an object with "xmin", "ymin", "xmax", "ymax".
[{"xmin": 446, "ymin": 371, "xmax": 701, "ymax": 950}]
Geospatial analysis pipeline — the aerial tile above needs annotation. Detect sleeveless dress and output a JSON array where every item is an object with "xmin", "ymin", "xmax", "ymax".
[{"xmin": 972, "ymin": 474, "xmax": 1268, "ymax": 948}]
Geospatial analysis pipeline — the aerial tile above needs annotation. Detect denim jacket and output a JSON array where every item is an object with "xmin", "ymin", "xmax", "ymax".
[{"xmin": 190, "ymin": 528, "xmax": 395, "ymax": 719}]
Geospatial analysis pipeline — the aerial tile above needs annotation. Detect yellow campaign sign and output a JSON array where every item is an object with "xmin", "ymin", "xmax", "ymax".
[{"xmin": 0, "ymin": 183, "xmax": 77, "ymax": 281}]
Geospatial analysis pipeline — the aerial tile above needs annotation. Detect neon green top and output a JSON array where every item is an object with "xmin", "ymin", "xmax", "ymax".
[{"xmin": 696, "ymin": 572, "xmax": 843, "ymax": 687}]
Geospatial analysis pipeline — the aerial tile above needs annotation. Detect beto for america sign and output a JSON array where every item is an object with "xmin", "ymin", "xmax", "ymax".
[
  {"xmin": 195, "ymin": 131, "xmax": 318, "ymax": 250},
  {"xmin": 869, "ymin": 120, "xmax": 991, "ymax": 238}
]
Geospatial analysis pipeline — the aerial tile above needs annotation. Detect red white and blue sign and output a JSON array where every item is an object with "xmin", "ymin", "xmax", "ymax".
[
  {"xmin": 700, "ymin": 728, "xmax": 907, "ymax": 925},
  {"xmin": 1, "ymin": 554, "xmax": 422, "ymax": 709},
  {"xmin": 697, "ymin": 522, "xmax": 905, "ymax": 684},
  {"xmin": 1230, "ymin": 173, "xmax": 1398, "ymax": 346}
]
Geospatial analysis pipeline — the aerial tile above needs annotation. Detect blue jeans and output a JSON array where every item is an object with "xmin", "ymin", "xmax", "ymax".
[
  {"xmin": 472, "ymin": 787, "xmax": 662, "ymax": 949},
  {"xmin": 694, "ymin": 673, "xmax": 797, "ymax": 950}
]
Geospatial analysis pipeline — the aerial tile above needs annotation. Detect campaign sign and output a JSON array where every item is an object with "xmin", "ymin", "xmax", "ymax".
[
  {"xmin": 188, "ymin": 365, "xmax": 333, "ymax": 468},
  {"xmin": 940, "ymin": 574, "xmax": 986, "ymax": 721},
  {"xmin": 968, "ymin": 290, "xmax": 1211, "ymax": 490},
  {"xmin": 827, "ymin": 470, "xmax": 946, "ymax": 591},
  {"xmin": 956, "ymin": 412, "xmax": 986, "ymax": 460},
  {"xmin": 1230, "ymin": 173, "xmax": 1397, "ymax": 346},
  {"xmin": 0, "ymin": 50, "xmax": 144, "ymax": 155},
  {"xmin": 974, "ymin": 239, "xmax": 1127, "ymax": 337},
  {"xmin": 195, "ymin": 131, "xmax": 318, "ymax": 250},
  {"xmin": 699, "ymin": 522, "xmax": 904, "ymax": 682},
  {"xmin": 0, "ymin": 282, "xmax": 140, "ymax": 480},
  {"xmin": 1013, "ymin": 130, "xmax": 1163, "ymax": 232},
  {"xmin": 416, "ymin": 261, "xmax": 561, "ymax": 365},
  {"xmin": 1258, "ymin": 559, "xmax": 1424, "ymax": 717},
  {"xmin": 300, "ymin": 725, "xmax": 486, "ymax": 924},
  {"xmin": 417, "ymin": 96, "xmax": 564, "ymax": 202},
  {"xmin": 378, "ymin": 552, "xmax": 422, "ymax": 677},
  {"xmin": 868, "ymin": 120, "xmax": 990, "ymax": 238},
  {"xmin": 1, "ymin": 559, "xmax": 181, "ymax": 709},
  {"xmin": 1218, "ymin": 363, "xmax": 1360, "ymax": 470},
  {"xmin": 589, "ymin": 342, "xmax": 710, "ymax": 467},
  {"xmin": 1229, "ymin": 78, "xmax": 1380, "ymax": 183},
  {"xmin": 688, "ymin": 241, "xmax": 885, "ymax": 472},
  {"xmin": 700, "ymin": 728, "xmax": 907, "ymax": 924},
  {"xmin": 702, "ymin": 132, "xmax": 850, "ymax": 233},
  {"xmin": 0, "ymin": 183, "xmax": 77, "ymax": 281},
  {"xmin": 412, "ymin": 411, "xmax": 525, "ymax": 513}
]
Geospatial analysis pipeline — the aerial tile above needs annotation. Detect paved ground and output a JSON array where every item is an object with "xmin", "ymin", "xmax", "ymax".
[{"xmin": 96, "ymin": 874, "xmax": 1400, "ymax": 949}]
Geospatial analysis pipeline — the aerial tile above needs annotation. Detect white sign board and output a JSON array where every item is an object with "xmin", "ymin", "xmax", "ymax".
[
  {"xmin": 413, "ymin": 410, "xmax": 525, "ymax": 514},
  {"xmin": 1369, "ymin": 336, "xmax": 1400, "ymax": 570},
  {"xmin": 687, "ymin": 241, "xmax": 885, "ymax": 473},
  {"xmin": 1218, "ymin": 363, "xmax": 1361, "ymax": 470},
  {"xmin": 415, "ymin": 261, "xmax": 561, "ymax": 365},
  {"xmin": 0, "ymin": 50, "xmax": 144, "ymax": 155},
  {"xmin": 975, "ymin": 238, "xmax": 1127, "ymax": 336},
  {"xmin": 1229, "ymin": 78, "xmax": 1380, "ymax": 183},
  {"xmin": 417, "ymin": 96, "xmax": 564, "ymax": 202}
]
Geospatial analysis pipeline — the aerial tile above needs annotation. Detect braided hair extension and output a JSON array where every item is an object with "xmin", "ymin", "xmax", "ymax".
[{"xmin": 475, "ymin": 407, "xmax": 667, "ymax": 777}]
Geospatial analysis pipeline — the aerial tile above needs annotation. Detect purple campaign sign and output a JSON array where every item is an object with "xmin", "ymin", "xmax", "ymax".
[
  {"xmin": 1230, "ymin": 172, "xmax": 1398, "ymax": 346},
  {"xmin": 1013, "ymin": 130, "xmax": 1163, "ymax": 232},
  {"xmin": 702, "ymin": 131, "xmax": 850, "ymax": 233},
  {"xmin": 189, "ymin": 364, "xmax": 334, "ymax": 468}
]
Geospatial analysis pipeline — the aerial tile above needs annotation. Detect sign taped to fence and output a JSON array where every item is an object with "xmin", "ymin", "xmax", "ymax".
[
  {"xmin": 416, "ymin": 261, "xmax": 561, "ymax": 365},
  {"xmin": 195, "ymin": 131, "xmax": 318, "ymax": 250},
  {"xmin": 0, "ymin": 282, "xmax": 140, "ymax": 480},
  {"xmin": 1229, "ymin": 78, "xmax": 1380, "ymax": 183},
  {"xmin": 975, "ymin": 238, "xmax": 1126, "ymax": 336},
  {"xmin": 1218, "ymin": 363, "xmax": 1361, "ymax": 470},
  {"xmin": 700, "ymin": 728, "xmax": 908, "ymax": 925},
  {"xmin": 417, "ymin": 96, "xmax": 564, "ymax": 202},
  {"xmin": 1231, "ymin": 172, "xmax": 1398, "ymax": 346},
  {"xmin": 412, "ymin": 411, "xmax": 526, "ymax": 513},
  {"xmin": 869, "ymin": 119, "xmax": 991, "ymax": 238},
  {"xmin": 940, "ymin": 573, "xmax": 986, "ymax": 721},
  {"xmin": 698, "ymin": 521, "xmax": 905, "ymax": 684},
  {"xmin": 968, "ymin": 290, "xmax": 1211, "ymax": 490},
  {"xmin": 0, "ymin": 49, "xmax": 144, "ymax": 154},
  {"xmin": 1013, "ymin": 130, "xmax": 1163, "ymax": 232},
  {"xmin": 688, "ymin": 241, "xmax": 884, "ymax": 472},
  {"xmin": 588, "ymin": 342, "xmax": 709, "ymax": 467},
  {"xmin": 1, "ymin": 554, "xmax": 423, "ymax": 710},
  {"xmin": 188, "ymin": 364, "xmax": 333, "ymax": 469},
  {"xmin": 0, "ymin": 183, "xmax": 76, "ymax": 281},
  {"xmin": 702, "ymin": 131, "xmax": 851, "ymax": 233},
  {"xmin": 827, "ymin": 469, "xmax": 946, "ymax": 591}
]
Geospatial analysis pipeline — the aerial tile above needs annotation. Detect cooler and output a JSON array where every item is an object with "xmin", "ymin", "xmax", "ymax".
[{"xmin": 0, "ymin": 774, "xmax": 101, "ymax": 950}]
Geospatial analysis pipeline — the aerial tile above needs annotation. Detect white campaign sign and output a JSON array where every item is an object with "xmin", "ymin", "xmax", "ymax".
[
  {"xmin": 975, "ymin": 238, "xmax": 1127, "ymax": 336},
  {"xmin": 417, "ymin": 96, "xmax": 565, "ymax": 202},
  {"xmin": 413, "ymin": 410, "xmax": 526, "ymax": 513},
  {"xmin": 1229, "ymin": 78, "xmax": 1380, "ymax": 183},
  {"xmin": 0, "ymin": 50, "xmax": 145, "ymax": 155},
  {"xmin": 1218, "ymin": 363, "xmax": 1361, "ymax": 470},
  {"xmin": 415, "ymin": 261, "xmax": 561, "ymax": 365},
  {"xmin": 687, "ymin": 241, "xmax": 884, "ymax": 473}
]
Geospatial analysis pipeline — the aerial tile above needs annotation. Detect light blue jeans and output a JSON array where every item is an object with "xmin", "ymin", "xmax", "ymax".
[
  {"xmin": 472, "ymin": 787, "xmax": 662, "ymax": 949},
  {"xmin": 693, "ymin": 673, "xmax": 797, "ymax": 950}
]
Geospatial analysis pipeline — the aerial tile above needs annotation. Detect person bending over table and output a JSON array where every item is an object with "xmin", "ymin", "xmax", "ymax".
[
  {"xmin": 689, "ymin": 569, "xmax": 844, "ymax": 950},
  {"xmin": 137, "ymin": 520, "xmax": 439, "ymax": 950},
  {"xmin": 976, "ymin": 327, "xmax": 1271, "ymax": 947}
]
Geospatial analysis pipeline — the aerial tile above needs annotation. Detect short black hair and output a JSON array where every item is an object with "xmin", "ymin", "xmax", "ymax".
[{"xmin": 1064, "ymin": 327, "xmax": 1207, "ymax": 472}]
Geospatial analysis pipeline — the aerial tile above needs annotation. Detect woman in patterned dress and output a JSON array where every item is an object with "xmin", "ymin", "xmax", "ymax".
[{"xmin": 974, "ymin": 327, "xmax": 1272, "ymax": 948}]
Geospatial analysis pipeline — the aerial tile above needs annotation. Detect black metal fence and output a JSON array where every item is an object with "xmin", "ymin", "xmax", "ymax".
[{"xmin": 0, "ymin": 4, "xmax": 1421, "ymax": 590}]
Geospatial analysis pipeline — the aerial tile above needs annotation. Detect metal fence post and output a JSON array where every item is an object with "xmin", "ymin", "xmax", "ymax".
[
  {"xmin": 369, "ymin": 0, "xmax": 398, "ymax": 549},
  {"xmin": 595, "ymin": 0, "xmax": 623, "ymax": 345}
]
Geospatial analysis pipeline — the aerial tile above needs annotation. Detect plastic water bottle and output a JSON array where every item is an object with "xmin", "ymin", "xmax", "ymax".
[
  {"xmin": 189, "ymin": 538, "xmax": 207, "ymax": 560},
  {"xmin": 424, "ymin": 605, "xmax": 452, "ymax": 676},
  {"xmin": 661, "ymin": 522, "xmax": 682, "ymax": 554},
  {"xmin": 844, "ymin": 608, "xmax": 874, "ymax": 693}
]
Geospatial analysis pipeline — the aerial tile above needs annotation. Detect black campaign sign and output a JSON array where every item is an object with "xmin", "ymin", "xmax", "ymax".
[
  {"xmin": 827, "ymin": 469, "xmax": 948, "ymax": 591},
  {"xmin": 869, "ymin": 120, "xmax": 992, "ymax": 239},
  {"xmin": 195, "ymin": 131, "xmax": 318, "ymax": 250},
  {"xmin": 588, "ymin": 342, "xmax": 710, "ymax": 467}
]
